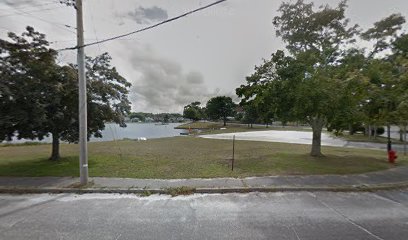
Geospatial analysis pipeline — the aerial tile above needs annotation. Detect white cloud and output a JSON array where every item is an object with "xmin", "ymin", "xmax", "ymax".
[{"xmin": 128, "ymin": 6, "xmax": 168, "ymax": 24}]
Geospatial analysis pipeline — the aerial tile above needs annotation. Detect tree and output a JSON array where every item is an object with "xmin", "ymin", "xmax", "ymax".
[
  {"xmin": 206, "ymin": 96, "xmax": 236, "ymax": 126},
  {"xmin": 163, "ymin": 114, "xmax": 170, "ymax": 123},
  {"xmin": 236, "ymin": 70, "xmax": 275, "ymax": 128},
  {"xmin": 237, "ymin": 0, "xmax": 360, "ymax": 156},
  {"xmin": 129, "ymin": 112, "xmax": 146, "ymax": 122},
  {"xmin": 324, "ymin": 49, "xmax": 367, "ymax": 136},
  {"xmin": 0, "ymin": 27, "xmax": 131, "ymax": 160},
  {"xmin": 183, "ymin": 101, "xmax": 203, "ymax": 121},
  {"xmin": 1, "ymin": 27, "xmax": 57, "ymax": 143},
  {"xmin": 274, "ymin": 0, "xmax": 362, "ymax": 156},
  {"xmin": 392, "ymin": 33, "xmax": 408, "ymax": 154},
  {"xmin": 242, "ymin": 102, "xmax": 259, "ymax": 128},
  {"xmin": 361, "ymin": 14, "xmax": 406, "ymax": 58},
  {"xmin": 361, "ymin": 14, "xmax": 406, "ymax": 145}
]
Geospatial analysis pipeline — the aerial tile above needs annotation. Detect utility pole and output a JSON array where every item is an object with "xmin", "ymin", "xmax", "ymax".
[{"xmin": 76, "ymin": 0, "xmax": 88, "ymax": 185}]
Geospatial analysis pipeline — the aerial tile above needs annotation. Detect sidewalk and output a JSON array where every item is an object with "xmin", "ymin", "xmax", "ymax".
[{"xmin": 0, "ymin": 166, "xmax": 407, "ymax": 194}]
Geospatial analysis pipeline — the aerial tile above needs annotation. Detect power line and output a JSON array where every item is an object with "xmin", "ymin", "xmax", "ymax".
[
  {"xmin": 49, "ymin": 38, "xmax": 142, "ymax": 46},
  {"xmin": 88, "ymin": 3, "xmax": 102, "ymax": 53},
  {"xmin": 0, "ymin": 2, "xmax": 58, "ymax": 11},
  {"xmin": 0, "ymin": 6, "xmax": 64, "ymax": 18},
  {"xmin": 59, "ymin": 0, "xmax": 227, "ymax": 51},
  {"xmin": 11, "ymin": 7, "xmax": 76, "ymax": 34}
]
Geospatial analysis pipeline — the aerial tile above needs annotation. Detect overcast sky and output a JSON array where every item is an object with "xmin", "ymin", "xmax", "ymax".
[{"xmin": 1, "ymin": 0, "xmax": 408, "ymax": 113}]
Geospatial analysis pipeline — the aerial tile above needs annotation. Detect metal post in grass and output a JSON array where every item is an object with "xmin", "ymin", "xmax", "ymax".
[
  {"xmin": 232, "ymin": 135, "xmax": 235, "ymax": 171},
  {"xmin": 387, "ymin": 125, "xmax": 392, "ymax": 152}
]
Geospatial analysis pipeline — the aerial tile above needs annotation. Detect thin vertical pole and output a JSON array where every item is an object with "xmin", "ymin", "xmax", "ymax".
[
  {"xmin": 232, "ymin": 135, "xmax": 235, "ymax": 171},
  {"xmin": 387, "ymin": 124, "xmax": 392, "ymax": 152},
  {"xmin": 76, "ymin": 0, "xmax": 88, "ymax": 185},
  {"xmin": 404, "ymin": 125, "xmax": 407, "ymax": 156}
]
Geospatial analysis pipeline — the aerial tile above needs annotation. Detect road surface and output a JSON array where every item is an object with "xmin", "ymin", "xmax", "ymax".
[{"xmin": 1, "ymin": 191, "xmax": 408, "ymax": 239}]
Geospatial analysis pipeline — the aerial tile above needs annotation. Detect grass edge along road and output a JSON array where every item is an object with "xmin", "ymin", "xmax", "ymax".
[{"xmin": 0, "ymin": 137, "xmax": 406, "ymax": 179}]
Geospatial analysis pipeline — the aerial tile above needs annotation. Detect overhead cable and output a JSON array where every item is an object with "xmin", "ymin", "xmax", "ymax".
[{"xmin": 59, "ymin": 0, "xmax": 227, "ymax": 51}]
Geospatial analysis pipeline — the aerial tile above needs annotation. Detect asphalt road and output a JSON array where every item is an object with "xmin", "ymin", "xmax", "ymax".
[{"xmin": 1, "ymin": 191, "xmax": 408, "ymax": 240}]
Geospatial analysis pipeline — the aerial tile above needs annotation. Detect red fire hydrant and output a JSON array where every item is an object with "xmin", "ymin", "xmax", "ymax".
[{"xmin": 388, "ymin": 149, "xmax": 398, "ymax": 164}]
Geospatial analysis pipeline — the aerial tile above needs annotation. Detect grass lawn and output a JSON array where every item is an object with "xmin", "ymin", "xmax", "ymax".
[
  {"xmin": 0, "ymin": 137, "xmax": 406, "ymax": 179},
  {"xmin": 176, "ymin": 121, "xmax": 313, "ymax": 135}
]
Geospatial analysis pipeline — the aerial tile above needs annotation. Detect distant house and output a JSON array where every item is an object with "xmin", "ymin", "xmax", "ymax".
[
  {"xmin": 235, "ymin": 106, "xmax": 245, "ymax": 114},
  {"xmin": 131, "ymin": 117, "xmax": 141, "ymax": 123}
]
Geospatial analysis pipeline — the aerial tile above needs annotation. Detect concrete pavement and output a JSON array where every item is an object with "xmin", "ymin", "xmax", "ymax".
[
  {"xmin": 1, "ymin": 165, "xmax": 407, "ymax": 194},
  {"xmin": 200, "ymin": 130, "xmax": 407, "ymax": 152}
]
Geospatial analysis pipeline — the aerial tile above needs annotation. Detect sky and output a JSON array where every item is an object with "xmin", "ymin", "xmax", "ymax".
[{"xmin": 1, "ymin": 0, "xmax": 408, "ymax": 113}]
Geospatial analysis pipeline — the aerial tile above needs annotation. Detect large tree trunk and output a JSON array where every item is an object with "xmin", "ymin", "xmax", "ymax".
[
  {"xmin": 310, "ymin": 117, "xmax": 325, "ymax": 157},
  {"xmin": 50, "ymin": 132, "xmax": 60, "ymax": 161},
  {"xmin": 223, "ymin": 116, "xmax": 227, "ymax": 126},
  {"xmin": 348, "ymin": 123, "xmax": 353, "ymax": 135}
]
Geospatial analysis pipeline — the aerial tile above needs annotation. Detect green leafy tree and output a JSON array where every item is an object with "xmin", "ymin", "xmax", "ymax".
[
  {"xmin": 325, "ymin": 49, "xmax": 368, "ymax": 135},
  {"xmin": 1, "ymin": 27, "xmax": 55, "ymax": 142},
  {"xmin": 0, "ymin": 27, "xmax": 131, "ymax": 160},
  {"xmin": 183, "ymin": 101, "xmax": 203, "ymax": 121},
  {"xmin": 242, "ymin": 102, "xmax": 259, "ymax": 128},
  {"xmin": 237, "ymin": 0, "xmax": 360, "ymax": 156},
  {"xmin": 129, "ymin": 112, "xmax": 146, "ymax": 122},
  {"xmin": 163, "ymin": 114, "xmax": 170, "ymax": 123},
  {"xmin": 361, "ymin": 14, "xmax": 406, "ymax": 141},
  {"xmin": 392, "ymin": 33, "xmax": 408, "ymax": 152},
  {"xmin": 361, "ymin": 14, "xmax": 406, "ymax": 58},
  {"xmin": 236, "ymin": 68, "xmax": 276, "ymax": 127},
  {"xmin": 206, "ymin": 96, "xmax": 236, "ymax": 126}
]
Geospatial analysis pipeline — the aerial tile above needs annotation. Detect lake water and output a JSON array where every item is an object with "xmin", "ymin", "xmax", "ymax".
[{"xmin": 5, "ymin": 123, "xmax": 187, "ymax": 144}]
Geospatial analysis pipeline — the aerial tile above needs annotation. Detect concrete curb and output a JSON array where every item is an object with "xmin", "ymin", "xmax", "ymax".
[{"xmin": 1, "ymin": 181, "xmax": 408, "ymax": 195}]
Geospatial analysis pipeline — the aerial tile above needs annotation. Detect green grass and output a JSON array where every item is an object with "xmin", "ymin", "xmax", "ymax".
[
  {"xmin": 175, "ymin": 121, "xmax": 222, "ymax": 129},
  {"xmin": 0, "ymin": 142, "xmax": 48, "ymax": 147},
  {"xmin": 0, "ymin": 137, "xmax": 406, "ymax": 179},
  {"xmin": 176, "ymin": 121, "xmax": 312, "ymax": 135}
]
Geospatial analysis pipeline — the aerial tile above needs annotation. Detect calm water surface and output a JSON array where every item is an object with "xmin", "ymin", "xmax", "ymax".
[{"xmin": 6, "ymin": 123, "xmax": 186, "ymax": 144}]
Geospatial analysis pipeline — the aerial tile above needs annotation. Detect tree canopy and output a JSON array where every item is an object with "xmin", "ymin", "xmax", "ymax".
[
  {"xmin": 236, "ymin": 0, "xmax": 408, "ymax": 156},
  {"xmin": 183, "ymin": 101, "xmax": 204, "ymax": 121},
  {"xmin": 206, "ymin": 96, "xmax": 236, "ymax": 126},
  {"xmin": 0, "ymin": 27, "xmax": 132, "ymax": 160}
]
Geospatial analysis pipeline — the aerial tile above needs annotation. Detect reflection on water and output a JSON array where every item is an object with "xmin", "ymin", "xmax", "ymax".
[{"xmin": 5, "ymin": 123, "xmax": 187, "ymax": 144}]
